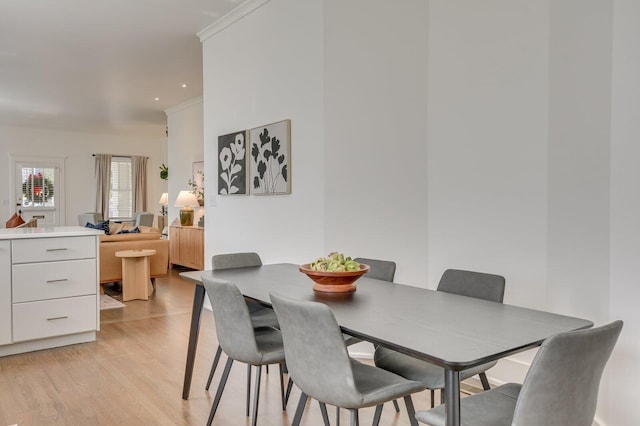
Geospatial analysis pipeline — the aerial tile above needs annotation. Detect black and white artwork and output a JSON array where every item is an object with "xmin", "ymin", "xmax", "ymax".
[
  {"xmin": 218, "ymin": 130, "xmax": 249, "ymax": 195},
  {"xmin": 250, "ymin": 119, "xmax": 291, "ymax": 195}
]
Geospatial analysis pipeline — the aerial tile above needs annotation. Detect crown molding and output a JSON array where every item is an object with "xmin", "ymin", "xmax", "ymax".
[
  {"xmin": 164, "ymin": 96, "xmax": 203, "ymax": 115},
  {"xmin": 197, "ymin": 0, "xmax": 272, "ymax": 42}
]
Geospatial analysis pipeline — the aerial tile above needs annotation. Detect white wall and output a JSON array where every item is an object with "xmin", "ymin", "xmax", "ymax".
[
  {"xmin": 201, "ymin": 0, "xmax": 325, "ymax": 265},
  {"xmin": 608, "ymin": 0, "xmax": 640, "ymax": 424},
  {"xmin": 427, "ymin": 1, "xmax": 549, "ymax": 310},
  {"xmin": 324, "ymin": 1, "xmax": 429, "ymax": 286},
  {"xmin": 165, "ymin": 97, "xmax": 204, "ymax": 226},
  {"xmin": 0, "ymin": 124, "xmax": 166, "ymax": 227},
  {"xmin": 199, "ymin": 0, "xmax": 639, "ymax": 423}
]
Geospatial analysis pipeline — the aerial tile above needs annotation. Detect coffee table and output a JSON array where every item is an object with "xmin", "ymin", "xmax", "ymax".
[{"xmin": 115, "ymin": 249, "xmax": 156, "ymax": 301}]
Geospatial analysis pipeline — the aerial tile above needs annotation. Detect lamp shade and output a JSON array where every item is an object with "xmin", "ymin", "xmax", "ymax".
[
  {"xmin": 174, "ymin": 191, "xmax": 198, "ymax": 207},
  {"xmin": 158, "ymin": 192, "xmax": 168, "ymax": 205}
]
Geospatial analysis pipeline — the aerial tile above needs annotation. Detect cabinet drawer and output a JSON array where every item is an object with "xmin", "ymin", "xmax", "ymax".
[
  {"xmin": 12, "ymin": 259, "xmax": 97, "ymax": 303},
  {"xmin": 12, "ymin": 295, "xmax": 96, "ymax": 342},
  {"xmin": 12, "ymin": 236, "xmax": 96, "ymax": 264}
]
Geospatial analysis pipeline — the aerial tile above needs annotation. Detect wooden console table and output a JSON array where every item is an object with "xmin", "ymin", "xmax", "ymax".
[{"xmin": 169, "ymin": 226, "xmax": 204, "ymax": 270}]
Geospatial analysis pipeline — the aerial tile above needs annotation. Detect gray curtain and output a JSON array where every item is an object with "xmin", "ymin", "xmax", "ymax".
[
  {"xmin": 94, "ymin": 154, "xmax": 112, "ymax": 220},
  {"xmin": 131, "ymin": 155, "xmax": 147, "ymax": 213}
]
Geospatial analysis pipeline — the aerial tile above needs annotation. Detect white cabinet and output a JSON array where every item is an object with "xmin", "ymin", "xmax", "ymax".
[
  {"xmin": 0, "ymin": 241, "xmax": 11, "ymax": 345},
  {"xmin": 0, "ymin": 228, "xmax": 101, "ymax": 357}
]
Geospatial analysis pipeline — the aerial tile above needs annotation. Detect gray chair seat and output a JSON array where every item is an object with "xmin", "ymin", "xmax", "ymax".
[
  {"xmin": 415, "ymin": 383, "xmax": 521, "ymax": 426},
  {"xmin": 350, "ymin": 359, "xmax": 426, "ymax": 409},
  {"xmin": 374, "ymin": 346, "xmax": 498, "ymax": 389},
  {"xmin": 250, "ymin": 306, "xmax": 279, "ymax": 329},
  {"xmin": 253, "ymin": 327, "xmax": 286, "ymax": 364}
]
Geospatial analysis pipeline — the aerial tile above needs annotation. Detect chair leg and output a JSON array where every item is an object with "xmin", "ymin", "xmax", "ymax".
[
  {"xmin": 292, "ymin": 392, "xmax": 309, "ymax": 426},
  {"xmin": 479, "ymin": 372, "xmax": 491, "ymax": 390},
  {"xmin": 392, "ymin": 399, "xmax": 400, "ymax": 413},
  {"xmin": 319, "ymin": 402, "xmax": 330, "ymax": 426},
  {"xmin": 350, "ymin": 409, "xmax": 359, "ymax": 426},
  {"xmin": 246, "ymin": 364, "xmax": 252, "ymax": 416},
  {"xmin": 430, "ymin": 389, "xmax": 435, "ymax": 408},
  {"xmin": 150, "ymin": 277, "xmax": 156, "ymax": 290},
  {"xmin": 205, "ymin": 345, "xmax": 223, "ymax": 390},
  {"xmin": 251, "ymin": 366, "xmax": 262, "ymax": 426},
  {"xmin": 285, "ymin": 377, "xmax": 294, "ymax": 405},
  {"xmin": 266, "ymin": 364, "xmax": 269, "ymax": 374},
  {"xmin": 336, "ymin": 406, "xmax": 340, "ymax": 426},
  {"xmin": 440, "ymin": 389, "xmax": 445, "ymax": 405},
  {"xmin": 403, "ymin": 395, "xmax": 418, "ymax": 426},
  {"xmin": 207, "ymin": 357, "xmax": 233, "ymax": 426},
  {"xmin": 279, "ymin": 363, "xmax": 286, "ymax": 410},
  {"xmin": 372, "ymin": 404, "xmax": 383, "ymax": 426}
]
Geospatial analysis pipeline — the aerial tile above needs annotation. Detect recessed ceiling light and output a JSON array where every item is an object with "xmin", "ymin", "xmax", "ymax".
[
  {"xmin": 181, "ymin": 83, "xmax": 187, "ymax": 88},
  {"xmin": 154, "ymin": 97, "xmax": 160, "ymax": 101}
]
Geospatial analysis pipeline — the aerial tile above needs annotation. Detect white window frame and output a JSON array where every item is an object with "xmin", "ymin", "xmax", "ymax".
[{"xmin": 109, "ymin": 156, "xmax": 133, "ymax": 221}]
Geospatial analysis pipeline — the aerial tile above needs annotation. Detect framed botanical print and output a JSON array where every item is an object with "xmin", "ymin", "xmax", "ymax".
[
  {"xmin": 249, "ymin": 119, "xmax": 291, "ymax": 195},
  {"xmin": 217, "ymin": 130, "xmax": 249, "ymax": 195}
]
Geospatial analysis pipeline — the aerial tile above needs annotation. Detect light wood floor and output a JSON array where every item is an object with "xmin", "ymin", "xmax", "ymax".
[{"xmin": 0, "ymin": 268, "xmax": 455, "ymax": 425}]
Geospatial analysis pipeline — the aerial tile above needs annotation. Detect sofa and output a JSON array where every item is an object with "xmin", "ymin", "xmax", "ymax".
[{"xmin": 98, "ymin": 224, "xmax": 169, "ymax": 288}]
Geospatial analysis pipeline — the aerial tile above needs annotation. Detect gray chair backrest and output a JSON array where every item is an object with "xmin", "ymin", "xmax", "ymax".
[
  {"xmin": 211, "ymin": 252, "xmax": 262, "ymax": 270},
  {"xmin": 353, "ymin": 257, "xmax": 396, "ymax": 282},
  {"xmin": 513, "ymin": 320, "xmax": 623, "ymax": 426},
  {"xmin": 134, "ymin": 212, "xmax": 154, "ymax": 227},
  {"xmin": 78, "ymin": 212, "xmax": 103, "ymax": 226},
  {"xmin": 270, "ymin": 293, "xmax": 361, "ymax": 407},
  {"xmin": 437, "ymin": 269, "xmax": 505, "ymax": 303},
  {"xmin": 202, "ymin": 276, "xmax": 263, "ymax": 364}
]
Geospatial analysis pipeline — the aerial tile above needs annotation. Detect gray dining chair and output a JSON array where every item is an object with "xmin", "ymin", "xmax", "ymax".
[
  {"xmin": 270, "ymin": 293, "xmax": 426, "ymax": 426},
  {"xmin": 202, "ymin": 277, "xmax": 287, "ymax": 426},
  {"xmin": 205, "ymin": 252, "xmax": 280, "ymax": 390},
  {"xmin": 415, "ymin": 320, "xmax": 623, "ymax": 426},
  {"xmin": 342, "ymin": 257, "xmax": 396, "ymax": 348},
  {"xmin": 353, "ymin": 257, "xmax": 396, "ymax": 282},
  {"xmin": 374, "ymin": 269, "xmax": 506, "ymax": 407}
]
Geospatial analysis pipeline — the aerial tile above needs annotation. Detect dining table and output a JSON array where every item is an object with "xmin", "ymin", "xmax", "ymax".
[{"xmin": 180, "ymin": 263, "xmax": 592, "ymax": 426}]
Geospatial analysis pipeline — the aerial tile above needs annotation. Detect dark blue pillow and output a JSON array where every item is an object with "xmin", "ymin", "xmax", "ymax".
[
  {"xmin": 85, "ymin": 221, "xmax": 110, "ymax": 234},
  {"xmin": 116, "ymin": 226, "xmax": 140, "ymax": 234}
]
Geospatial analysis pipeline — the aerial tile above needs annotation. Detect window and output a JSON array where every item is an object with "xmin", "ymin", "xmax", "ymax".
[
  {"xmin": 109, "ymin": 157, "xmax": 132, "ymax": 220},
  {"xmin": 20, "ymin": 166, "xmax": 56, "ymax": 208}
]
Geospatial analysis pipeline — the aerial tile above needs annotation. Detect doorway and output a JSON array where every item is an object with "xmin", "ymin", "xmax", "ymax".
[{"xmin": 12, "ymin": 156, "xmax": 65, "ymax": 226}]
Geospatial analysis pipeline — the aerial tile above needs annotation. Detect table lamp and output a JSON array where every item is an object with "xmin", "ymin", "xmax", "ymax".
[
  {"xmin": 158, "ymin": 192, "xmax": 168, "ymax": 230},
  {"xmin": 175, "ymin": 191, "xmax": 198, "ymax": 226}
]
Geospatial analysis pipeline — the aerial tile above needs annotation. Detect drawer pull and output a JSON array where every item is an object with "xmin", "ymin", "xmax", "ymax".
[
  {"xmin": 46, "ymin": 278, "xmax": 69, "ymax": 283},
  {"xmin": 47, "ymin": 316, "xmax": 69, "ymax": 321},
  {"xmin": 46, "ymin": 248, "xmax": 68, "ymax": 252}
]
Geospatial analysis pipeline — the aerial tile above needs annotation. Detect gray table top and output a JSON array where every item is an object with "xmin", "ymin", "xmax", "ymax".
[{"xmin": 181, "ymin": 263, "xmax": 593, "ymax": 371}]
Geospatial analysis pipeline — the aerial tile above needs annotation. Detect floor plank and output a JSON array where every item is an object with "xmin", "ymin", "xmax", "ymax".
[{"xmin": 0, "ymin": 268, "xmax": 451, "ymax": 425}]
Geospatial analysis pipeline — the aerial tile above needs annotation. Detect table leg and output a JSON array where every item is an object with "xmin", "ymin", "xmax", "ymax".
[
  {"xmin": 444, "ymin": 368, "xmax": 460, "ymax": 426},
  {"xmin": 182, "ymin": 283, "xmax": 206, "ymax": 399}
]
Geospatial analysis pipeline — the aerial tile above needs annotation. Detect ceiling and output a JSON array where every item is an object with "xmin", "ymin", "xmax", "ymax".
[{"xmin": 0, "ymin": 0, "xmax": 241, "ymax": 137}]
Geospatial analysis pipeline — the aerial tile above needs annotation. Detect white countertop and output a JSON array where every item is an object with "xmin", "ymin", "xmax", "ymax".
[{"xmin": 0, "ymin": 226, "xmax": 103, "ymax": 240}]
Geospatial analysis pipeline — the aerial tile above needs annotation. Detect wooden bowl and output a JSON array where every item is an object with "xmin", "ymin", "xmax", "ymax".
[{"xmin": 299, "ymin": 263, "xmax": 370, "ymax": 293}]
